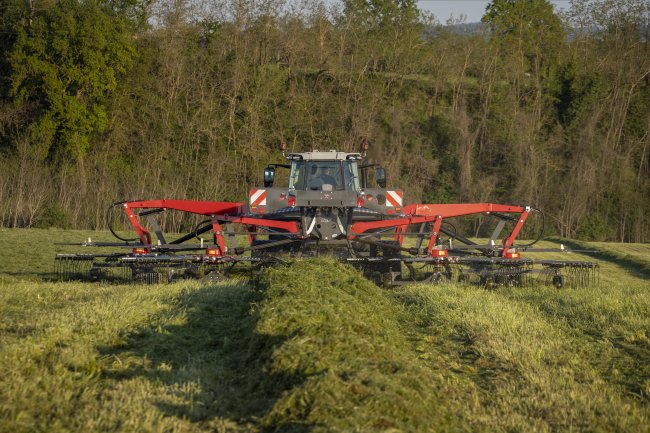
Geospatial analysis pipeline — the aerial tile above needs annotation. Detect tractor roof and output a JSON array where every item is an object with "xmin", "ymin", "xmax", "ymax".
[{"xmin": 286, "ymin": 150, "xmax": 363, "ymax": 161}]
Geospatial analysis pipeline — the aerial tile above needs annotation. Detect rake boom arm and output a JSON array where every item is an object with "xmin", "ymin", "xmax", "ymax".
[
  {"xmin": 403, "ymin": 203, "xmax": 531, "ymax": 257},
  {"xmin": 122, "ymin": 200, "xmax": 245, "ymax": 246},
  {"xmin": 124, "ymin": 200, "xmax": 244, "ymax": 215},
  {"xmin": 403, "ymin": 203, "xmax": 527, "ymax": 216}
]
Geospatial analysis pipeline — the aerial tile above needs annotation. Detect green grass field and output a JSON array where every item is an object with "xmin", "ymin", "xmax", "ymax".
[{"xmin": 0, "ymin": 228, "xmax": 648, "ymax": 432}]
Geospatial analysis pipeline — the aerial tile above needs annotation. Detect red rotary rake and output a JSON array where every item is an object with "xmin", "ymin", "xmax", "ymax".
[{"xmin": 55, "ymin": 144, "xmax": 598, "ymax": 287}]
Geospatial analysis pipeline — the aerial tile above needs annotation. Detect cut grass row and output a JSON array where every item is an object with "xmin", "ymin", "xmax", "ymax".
[
  {"xmin": 0, "ymin": 229, "xmax": 648, "ymax": 432},
  {"xmin": 394, "ymin": 284, "xmax": 649, "ymax": 431},
  {"xmin": 255, "ymin": 259, "xmax": 649, "ymax": 431},
  {"xmin": 0, "ymin": 277, "xmax": 266, "ymax": 433}
]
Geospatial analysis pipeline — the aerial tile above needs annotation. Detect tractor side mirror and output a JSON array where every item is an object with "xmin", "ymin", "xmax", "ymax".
[
  {"xmin": 375, "ymin": 167, "xmax": 387, "ymax": 188},
  {"xmin": 264, "ymin": 166, "xmax": 275, "ymax": 187}
]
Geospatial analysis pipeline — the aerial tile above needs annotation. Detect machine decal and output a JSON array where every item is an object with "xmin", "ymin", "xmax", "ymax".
[
  {"xmin": 386, "ymin": 190, "xmax": 403, "ymax": 207},
  {"xmin": 250, "ymin": 189, "xmax": 267, "ymax": 206}
]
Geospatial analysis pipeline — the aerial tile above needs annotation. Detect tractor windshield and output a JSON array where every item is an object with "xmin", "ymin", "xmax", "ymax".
[{"xmin": 289, "ymin": 160, "xmax": 360, "ymax": 192}]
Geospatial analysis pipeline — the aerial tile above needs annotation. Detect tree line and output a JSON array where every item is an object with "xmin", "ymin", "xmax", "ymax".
[{"xmin": 0, "ymin": 0, "xmax": 648, "ymax": 242}]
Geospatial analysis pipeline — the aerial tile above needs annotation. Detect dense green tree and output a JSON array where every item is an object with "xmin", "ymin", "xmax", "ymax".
[
  {"xmin": 554, "ymin": 0, "xmax": 650, "ymax": 241},
  {"xmin": 7, "ymin": 0, "xmax": 136, "ymax": 160},
  {"xmin": 483, "ymin": 0, "xmax": 564, "ymax": 67},
  {"xmin": 343, "ymin": 0, "xmax": 419, "ymax": 28}
]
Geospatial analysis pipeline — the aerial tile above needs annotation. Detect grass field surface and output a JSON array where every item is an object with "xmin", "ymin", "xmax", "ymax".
[{"xmin": 0, "ymin": 228, "xmax": 648, "ymax": 432}]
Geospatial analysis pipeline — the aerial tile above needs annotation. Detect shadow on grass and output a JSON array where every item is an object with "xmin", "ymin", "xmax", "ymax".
[
  {"xmin": 99, "ymin": 283, "xmax": 312, "ymax": 432},
  {"xmin": 548, "ymin": 237, "xmax": 650, "ymax": 279},
  {"xmin": 0, "ymin": 271, "xmax": 44, "ymax": 281}
]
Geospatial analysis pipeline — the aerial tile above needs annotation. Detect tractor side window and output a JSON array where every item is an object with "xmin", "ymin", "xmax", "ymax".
[
  {"xmin": 343, "ymin": 161, "xmax": 360, "ymax": 192},
  {"xmin": 289, "ymin": 161, "xmax": 305, "ymax": 190}
]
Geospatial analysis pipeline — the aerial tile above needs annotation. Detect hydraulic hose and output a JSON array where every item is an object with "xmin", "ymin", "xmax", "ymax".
[
  {"xmin": 192, "ymin": 219, "xmax": 213, "ymax": 241},
  {"xmin": 106, "ymin": 201, "xmax": 140, "ymax": 242},
  {"xmin": 441, "ymin": 221, "xmax": 457, "ymax": 241},
  {"xmin": 513, "ymin": 207, "xmax": 545, "ymax": 248}
]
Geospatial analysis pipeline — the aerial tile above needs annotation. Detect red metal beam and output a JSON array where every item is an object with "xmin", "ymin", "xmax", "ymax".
[
  {"xmin": 211, "ymin": 216, "xmax": 226, "ymax": 255},
  {"xmin": 403, "ymin": 203, "xmax": 526, "ymax": 218},
  {"xmin": 220, "ymin": 216, "xmax": 300, "ymax": 233},
  {"xmin": 125, "ymin": 200, "xmax": 244, "ymax": 216},
  {"xmin": 350, "ymin": 215, "xmax": 438, "ymax": 236},
  {"xmin": 123, "ymin": 205, "xmax": 152, "ymax": 245},
  {"xmin": 393, "ymin": 225, "xmax": 407, "ymax": 245},
  {"xmin": 501, "ymin": 210, "xmax": 530, "ymax": 255},
  {"xmin": 426, "ymin": 216, "xmax": 444, "ymax": 255}
]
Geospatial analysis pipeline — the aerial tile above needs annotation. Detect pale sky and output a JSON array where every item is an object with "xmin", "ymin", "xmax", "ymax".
[{"xmin": 416, "ymin": 0, "xmax": 572, "ymax": 23}]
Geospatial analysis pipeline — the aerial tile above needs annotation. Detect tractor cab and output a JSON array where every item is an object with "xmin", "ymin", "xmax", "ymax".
[
  {"xmin": 287, "ymin": 152, "xmax": 362, "ymax": 193},
  {"xmin": 251, "ymin": 149, "xmax": 397, "ymax": 220}
]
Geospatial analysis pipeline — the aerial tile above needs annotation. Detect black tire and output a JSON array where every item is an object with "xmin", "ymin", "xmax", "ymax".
[{"xmin": 552, "ymin": 275, "xmax": 564, "ymax": 289}]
